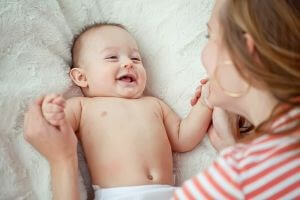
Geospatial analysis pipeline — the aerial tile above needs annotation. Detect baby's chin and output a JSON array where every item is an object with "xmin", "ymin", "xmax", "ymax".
[
  {"xmin": 87, "ymin": 91, "xmax": 144, "ymax": 99},
  {"xmin": 114, "ymin": 86, "xmax": 145, "ymax": 99},
  {"xmin": 116, "ymin": 91, "xmax": 144, "ymax": 99}
]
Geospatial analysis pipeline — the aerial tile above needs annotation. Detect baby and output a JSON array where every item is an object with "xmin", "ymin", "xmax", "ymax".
[{"xmin": 41, "ymin": 23, "xmax": 212, "ymax": 199}]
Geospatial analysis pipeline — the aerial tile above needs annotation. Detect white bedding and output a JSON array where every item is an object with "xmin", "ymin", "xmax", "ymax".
[{"xmin": 0, "ymin": 0, "xmax": 217, "ymax": 199}]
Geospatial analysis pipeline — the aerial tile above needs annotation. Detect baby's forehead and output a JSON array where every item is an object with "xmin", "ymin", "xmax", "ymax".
[
  {"xmin": 83, "ymin": 26, "xmax": 138, "ymax": 50},
  {"xmin": 73, "ymin": 25, "xmax": 140, "ymax": 66},
  {"xmin": 77, "ymin": 27, "xmax": 106, "ymax": 48},
  {"xmin": 73, "ymin": 27, "xmax": 109, "ymax": 61}
]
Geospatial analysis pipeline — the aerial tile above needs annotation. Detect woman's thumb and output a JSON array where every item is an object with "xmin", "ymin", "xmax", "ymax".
[{"xmin": 59, "ymin": 118, "xmax": 74, "ymax": 135}]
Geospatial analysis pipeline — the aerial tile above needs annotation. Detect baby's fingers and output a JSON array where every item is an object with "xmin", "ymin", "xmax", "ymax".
[
  {"xmin": 191, "ymin": 85, "xmax": 203, "ymax": 106},
  {"xmin": 195, "ymin": 88, "xmax": 202, "ymax": 98},
  {"xmin": 191, "ymin": 97, "xmax": 198, "ymax": 106},
  {"xmin": 43, "ymin": 94, "xmax": 59, "ymax": 104},
  {"xmin": 200, "ymin": 78, "xmax": 209, "ymax": 85},
  {"xmin": 44, "ymin": 112, "xmax": 65, "ymax": 122},
  {"xmin": 52, "ymin": 96, "xmax": 66, "ymax": 107},
  {"xmin": 43, "ymin": 104, "xmax": 64, "ymax": 113}
]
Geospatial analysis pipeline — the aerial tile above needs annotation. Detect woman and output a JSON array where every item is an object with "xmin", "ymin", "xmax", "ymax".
[
  {"xmin": 24, "ymin": 0, "xmax": 300, "ymax": 199},
  {"xmin": 174, "ymin": 0, "xmax": 300, "ymax": 199}
]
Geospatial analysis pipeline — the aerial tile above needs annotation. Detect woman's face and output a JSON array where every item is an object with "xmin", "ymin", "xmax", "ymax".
[{"xmin": 201, "ymin": 0, "xmax": 250, "ymax": 113}]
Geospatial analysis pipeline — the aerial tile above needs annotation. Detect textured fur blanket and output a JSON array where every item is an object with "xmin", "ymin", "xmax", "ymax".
[{"xmin": 0, "ymin": 0, "xmax": 217, "ymax": 199}]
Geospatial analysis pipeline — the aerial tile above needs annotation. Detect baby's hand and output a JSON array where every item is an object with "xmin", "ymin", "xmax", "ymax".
[
  {"xmin": 190, "ymin": 79, "xmax": 212, "ymax": 108},
  {"xmin": 41, "ymin": 94, "xmax": 66, "ymax": 126}
]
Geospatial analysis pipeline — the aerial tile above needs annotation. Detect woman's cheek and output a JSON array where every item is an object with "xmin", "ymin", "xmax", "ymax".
[
  {"xmin": 207, "ymin": 81, "xmax": 218, "ymax": 107},
  {"xmin": 201, "ymin": 43, "xmax": 218, "ymax": 78}
]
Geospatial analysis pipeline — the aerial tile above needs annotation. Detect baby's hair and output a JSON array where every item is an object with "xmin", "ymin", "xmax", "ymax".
[{"xmin": 70, "ymin": 22, "xmax": 126, "ymax": 69}]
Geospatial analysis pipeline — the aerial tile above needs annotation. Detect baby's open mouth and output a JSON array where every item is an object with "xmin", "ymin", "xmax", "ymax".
[{"xmin": 117, "ymin": 74, "xmax": 137, "ymax": 83}]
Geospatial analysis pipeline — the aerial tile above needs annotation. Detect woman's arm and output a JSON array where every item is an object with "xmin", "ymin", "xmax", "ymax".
[
  {"xmin": 50, "ymin": 157, "xmax": 80, "ymax": 200},
  {"xmin": 24, "ymin": 97, "xmax": 80, "ymax": 200}
]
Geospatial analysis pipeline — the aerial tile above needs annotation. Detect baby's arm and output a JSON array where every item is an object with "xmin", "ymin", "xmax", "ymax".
[
  {"xmin": 41, "ymin": 94, "xmax": 82, "ymax": 133},
  {"xmin": 159, "ymin": 82, "xmax": 212, "ymax": 152}
]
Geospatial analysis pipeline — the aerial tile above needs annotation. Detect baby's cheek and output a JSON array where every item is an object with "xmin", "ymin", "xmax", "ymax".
[{"xmin": 140, "ymin": 67, "xmax": 147, "ymax": 79}]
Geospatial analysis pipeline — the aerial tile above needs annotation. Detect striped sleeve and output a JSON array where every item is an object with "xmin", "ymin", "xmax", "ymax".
[
  {"xmin": 172, "ymin": 133, "xmax": 300, "ymax": 200},
  {"xmin": 172, "ymin": 152, "xmax": 244, "ymax": 200}
]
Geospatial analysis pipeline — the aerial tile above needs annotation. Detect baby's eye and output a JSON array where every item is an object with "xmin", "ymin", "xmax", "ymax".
[
  {"xmin": 131, "ymin": 57, "xmax": 141, "ymax": 62},
  {"xmin": 105, "ymin": 56, "xmax": 118, "ymax": 61},
  {"xmin": 106, "ymin": 56, "xmax": 117, "ymax": 59}
]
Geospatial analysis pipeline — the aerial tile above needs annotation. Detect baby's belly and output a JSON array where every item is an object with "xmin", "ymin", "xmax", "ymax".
[{"xmin": 81, "ymin": 132, "xmax": 174, "ymax": 188}]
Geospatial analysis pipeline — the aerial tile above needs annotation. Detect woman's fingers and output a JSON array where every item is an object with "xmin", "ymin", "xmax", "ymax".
[
  {"xmin": 207, "ymin": 126, "xmax": 218, "ymax": 147},
  {"xmin": 24, "ymin": 96, "xmax": 49, "ymax": 141},
  {"xmin": 34, "ymin": 96, "xmax": 45, "ymax": 106},
  {"xmin": 207, "ymin": 107, "xmax": 238, "ymax": 151}
]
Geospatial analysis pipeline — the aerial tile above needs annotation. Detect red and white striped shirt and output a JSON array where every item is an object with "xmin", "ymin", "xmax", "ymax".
[{"xmin": 173, "ymin": 107, "xmax": 300, "ymax": 200}]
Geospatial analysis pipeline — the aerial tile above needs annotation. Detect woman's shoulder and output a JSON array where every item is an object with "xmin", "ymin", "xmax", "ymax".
[
  {"xmin": 219, "ymin": 132, "xmax": 300, "ymax": 169},
  {"xmin": 174, "ymin": 132, "xmax": 300, "ymax": 200}
]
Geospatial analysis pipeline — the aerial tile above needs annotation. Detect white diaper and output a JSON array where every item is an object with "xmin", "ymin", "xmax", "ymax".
[{"xmin": 93, "ymin": 184, "xmax": 177, "ymax": 200}]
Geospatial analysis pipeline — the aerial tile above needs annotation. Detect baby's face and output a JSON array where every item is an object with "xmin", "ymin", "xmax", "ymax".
[{"xmin": 76, "ymin": 26, "xmax": 147, "ymax": 98}]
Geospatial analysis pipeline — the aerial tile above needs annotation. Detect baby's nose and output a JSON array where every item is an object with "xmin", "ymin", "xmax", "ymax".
[{"xmin": 122, "ymin": 60, "xmax": 133, "ymax": 69}]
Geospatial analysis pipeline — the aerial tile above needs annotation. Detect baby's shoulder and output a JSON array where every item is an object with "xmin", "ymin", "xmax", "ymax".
[
  {"xmin": 66, "ymin": 96, "xmax": 86, "ymax": 105},
  {"xmin": 140, "ymin": 96, "xmax": 162, "ymax": 104},
  {"xmin": 140, "ymin": 96, "xmax": 168, "ymax": 111},
  {"xmin": 66, "ymin": 96, "xmax": 93, "ymax": 110}
]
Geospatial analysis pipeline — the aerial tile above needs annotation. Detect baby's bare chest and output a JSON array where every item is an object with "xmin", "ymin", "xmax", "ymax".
[{"xmin": 80, "ymin": 98, "xmax": 164, "ymax": 132}]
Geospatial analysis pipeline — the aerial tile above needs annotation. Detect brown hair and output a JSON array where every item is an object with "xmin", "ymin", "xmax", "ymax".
[
  {"xmin": 219, "ymin": 0, "xmax": 300, "ymax": 104},
  {"xmin": 70, "ymin": 22, "xmax": 126, "ymax": 68}
]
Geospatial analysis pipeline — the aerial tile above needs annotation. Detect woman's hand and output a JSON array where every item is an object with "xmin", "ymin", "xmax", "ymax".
[
  {"xmin": 24, "ymin": 97, "xmax": 78, "ymax": 165},
  {"xmin": 208, "ymin": 107, "xmax": 239, "ymax": 152}
]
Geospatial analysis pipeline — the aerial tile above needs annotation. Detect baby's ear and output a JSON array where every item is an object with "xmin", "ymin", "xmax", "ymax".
[{"xmin": 69, "ymin": 68, "xmax": 88, "ymax": 88}]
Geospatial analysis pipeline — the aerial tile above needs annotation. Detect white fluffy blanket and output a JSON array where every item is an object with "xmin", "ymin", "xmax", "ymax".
[{"xmin": 0, "ymin": 0, "xmax": 217, "ymax": 199}]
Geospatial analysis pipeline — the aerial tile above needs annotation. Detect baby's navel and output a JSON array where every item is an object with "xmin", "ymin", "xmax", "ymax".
[
  {"xmin": 100, "ymin": 111, "xmax": 107, "ymax": 117},
  {"xmin": 147, "ymin": 174, "xmax": 153, "ymax": 181}
]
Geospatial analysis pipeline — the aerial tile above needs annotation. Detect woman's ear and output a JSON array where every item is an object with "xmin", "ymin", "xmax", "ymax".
[
  {"xmin": 244, "ymin": 33, "xmax": 261, "ymax": 63},
  {"xmin": 69, "ymin": 68, "xmax": 88, "ymax": 88},
  {"xmin": 244, "ymin": 33, "xmax": 255, "ymax": 55}
]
